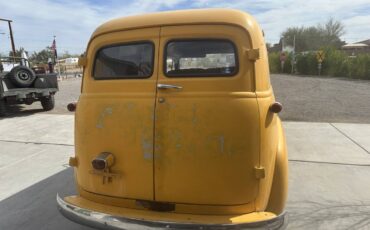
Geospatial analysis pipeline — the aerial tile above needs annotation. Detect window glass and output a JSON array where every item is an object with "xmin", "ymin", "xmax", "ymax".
[
  {"xmin": 165, "ymin": 40, "xmax": 237, "ymax": 77},
  {"xmin": 94, "ymin": 43, "xmax": 153, "ymax": 79}
]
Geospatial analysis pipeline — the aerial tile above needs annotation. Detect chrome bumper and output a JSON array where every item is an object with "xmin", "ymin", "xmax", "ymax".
[{"xmin": 57, "ymin": 194, "xmax": 287, "ymax": 230}]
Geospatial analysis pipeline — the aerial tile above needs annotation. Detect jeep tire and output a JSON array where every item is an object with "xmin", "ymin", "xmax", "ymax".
[
  {"xmin": 41, "ymin": 95, "xmax": 55, "ymax": 111},
  {"xmin": 9, "ymin": 66, "xmax": 36, "ymax": 88}
]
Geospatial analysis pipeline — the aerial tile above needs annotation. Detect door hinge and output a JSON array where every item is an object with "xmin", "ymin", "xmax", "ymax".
[
  {"xmin": 246, "ymin": 48, "xmax": 260, "ymax": 61},
  {"xmin": 69, "ymin": 157, "xmax": 78, "ymax": 167},
  {"xmin": 254, "ymin": 166, "xmax": 265, "ymax": 179},
  {"xmin": 78, "ymin": 56, "xmax": 87, "ymax": 67}
]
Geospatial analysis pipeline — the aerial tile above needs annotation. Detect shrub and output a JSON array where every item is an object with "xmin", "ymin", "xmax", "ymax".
[
  {"xmin": 268, "ymin": 52, "xmax": 292, "ymax": 74},
  {"xmin": 268, "ymin": 52, "xmax": 280, "ymax": 73},
  {"xmin": 269, "ymin": 48, "xmax": 370, "ymax": 79},
  {"xmin": 296, "ymin": 52, "xmax": 317, "ymax": 75}
]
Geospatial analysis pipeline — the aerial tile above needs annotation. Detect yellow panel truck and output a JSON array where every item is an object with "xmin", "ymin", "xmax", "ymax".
[{"xmin": 58, "ymin": 8, "xmax": 288, "ymax": 230}]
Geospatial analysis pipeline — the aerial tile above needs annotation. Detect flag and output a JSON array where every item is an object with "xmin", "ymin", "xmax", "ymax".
[{"xmin": 51, "ymin": 38, "xmax": 58, "ymax": 62}]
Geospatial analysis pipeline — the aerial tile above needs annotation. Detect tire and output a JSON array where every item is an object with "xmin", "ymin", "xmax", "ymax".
[
  {"xmin": 9, "ymin": 66, "xmax": 36, "ymax": 88},
  {"xmin": 41, "ymin": 95, "xmax": 55, "ymax": 111},
  {"xmin": 0, "ymin": 99, "xmax": 7, "ymax": 117}
]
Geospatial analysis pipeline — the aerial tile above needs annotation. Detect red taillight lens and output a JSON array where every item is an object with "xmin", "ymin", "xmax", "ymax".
[
  {"xmin": 67, "ymin": 102, "xmax": 77, "ymax": 112},
  {"xmin": 91, "ymin": 152, "xmax": 114, "ymax": 170},
  {"xmin": 92, "ymin": 159, "xmax": 106, "ymax": 170},
  {"xmin": 269, "ymin": 102, "xmax": 283, "ymax": 113}
]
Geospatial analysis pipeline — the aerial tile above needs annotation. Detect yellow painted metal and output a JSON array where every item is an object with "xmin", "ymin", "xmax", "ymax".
[
  {"xmin": 254, "ymin": 88, "xmax": 279, "ymax": 211},
  {"xmin": 90, "ymin": 9, "xmax": 264, "ymax": 50},
  {"xmin": 77, "ymin": 56, "xmax": 87, "ymax": 67},
  {"xmin": 64, "ymin": 195, "xmax": 277, "ymax": 225},
  {"xmin": 246, "ymin": 48, "xmax": 261, "ymax": 61},
  {"xmin": 266, "ymin": 119, "xmax": 288, "ymax": 214},
  {"xmin": 78, "ymin": 187, "xmax": 256, "ymax": 215},
  {"xmin": 74, "ymin": 27, "xmax": 160, "ymax": 200},
  {"xmin": 254, "ymin": 36, "xmax": 271, "ymax": 91},
  {"xmin": 254, "ymin": 166, "xmax": 265, "ymax": 179},
  {"xmin": 154, "ymin": 24, "xmax": 260, "ymax": 205},
  {"xmin": 70, "ymin": 8, "xmax": 288, "ymax": 222},
  {"xmin": 69, "ymin": 157, "xmax": 78, "ymax": 167}
]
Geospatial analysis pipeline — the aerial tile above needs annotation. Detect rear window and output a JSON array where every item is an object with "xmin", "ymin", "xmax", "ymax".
[
  {"xmin": 165, "ymin": 40, "xmax": 238, "ymax": 77},
  {"xmin": 93, "ymin": 42, "xmax": 154, "ymax": 79}
]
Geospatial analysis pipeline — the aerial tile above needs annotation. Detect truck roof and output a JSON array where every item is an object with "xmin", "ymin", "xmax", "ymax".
[{"xmin": 91, "ymin": 8, "xmax": 264, "ymax": 48}]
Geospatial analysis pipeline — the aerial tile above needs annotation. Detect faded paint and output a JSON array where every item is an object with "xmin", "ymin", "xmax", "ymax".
[
  {"xmin": 96, "ymin": 107, "xmax": 113, "ymax": 129},
  {"xmin": 141, "ymin": 136, "xmax": 153, "ymax": 160},
  {"xmin": 219, "ymin": 135, "xmax": 225, "ymax": 153},
  {"xmin": 125, "ymin": 102, "xmax": 136, "ymax": 111}
]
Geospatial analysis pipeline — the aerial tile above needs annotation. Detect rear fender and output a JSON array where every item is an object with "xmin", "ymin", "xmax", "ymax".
[{"xmin": 265, "ymin": 119, "xmax": 288, "ymax": 214}]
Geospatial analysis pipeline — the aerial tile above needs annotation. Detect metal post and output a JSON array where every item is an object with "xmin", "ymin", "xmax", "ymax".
[
  {"xmin": 0, "ymin": 18, "xmax": 16, "ymax": 63},
  {"xmin": 291, "ymin": 35, "xmax": 295, "ymax": 74},
  {"xmin": 53, "ymin": 35, "xmax": 56, "ymax": 64},
  {"xmin": 8, "ymin": 21, "xmax": 16, "ymax": 63}
]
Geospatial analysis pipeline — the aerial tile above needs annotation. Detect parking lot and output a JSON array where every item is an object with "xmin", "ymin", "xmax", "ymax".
[{"xmin": 1, "ymin": 74, "xmax": 370, "ymax": 229}]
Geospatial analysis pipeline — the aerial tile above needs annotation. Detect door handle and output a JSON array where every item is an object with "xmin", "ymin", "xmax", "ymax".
[{"xmin": 157, "ymin": 84, "xmax": 183, "ymax": 90}]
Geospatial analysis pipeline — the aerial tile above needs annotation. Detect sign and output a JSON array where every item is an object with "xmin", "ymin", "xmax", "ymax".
[
  {"xmin": 280, "ymin": 52, "xmax": 287, "ymax": 62},
  {"xmin": 279, "ymin": 52, "xmax": 286, "ymax": 71},
  {"xmin": 316, "ymin": 50, "xmax": 325, "ymax": 63}
]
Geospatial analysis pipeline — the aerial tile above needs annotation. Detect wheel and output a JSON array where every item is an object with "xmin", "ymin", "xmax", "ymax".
[
  {"xmin": 0, "ymin": 99, "xmax": 7, "ymax": 117},
  {"xmin": 9, "ymin": 66, "xmax": 36, "ymax": 87},
  {"xmin": 41, "ymin": 95, "xmax": 55, "ymax": 111}
]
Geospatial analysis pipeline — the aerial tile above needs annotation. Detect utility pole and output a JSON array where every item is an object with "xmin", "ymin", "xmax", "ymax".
[
  {"xmin": 0, "ymin": 18, "xmax": 16, "ymax": 62},
  {"xmin": 291, "ymin": 35, "xmax": 295, "ymax": 74}
]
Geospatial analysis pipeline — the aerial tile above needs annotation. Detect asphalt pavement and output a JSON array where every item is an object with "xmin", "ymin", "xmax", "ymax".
[{"xmin": 1, "ymin": 114, "xmax": 370, "ymax": 230}]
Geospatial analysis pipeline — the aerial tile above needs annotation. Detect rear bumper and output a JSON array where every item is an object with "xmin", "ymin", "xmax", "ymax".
[
  {"xmin": 1, "ymin": 88, "xmax": 58, "ymax": 99},
  {"xmin": 57, "ymin": 194, "xmax": 287, "ymax": 230}
]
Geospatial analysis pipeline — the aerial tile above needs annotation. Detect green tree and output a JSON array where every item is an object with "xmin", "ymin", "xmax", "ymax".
[
  {"xmin": 281, "ymin": 18, "xmax": 345, "ymax": 52},
  {"xmin": 29, "ymin": 47, "xmax": 52, "ymax": 65},
  {"xmin": 319, "ymin": 18, "xmax": 345, "ymax": 48},
  {"xmin": 9, "ymin": 47, "xmax": 28, "ymax": 57}
]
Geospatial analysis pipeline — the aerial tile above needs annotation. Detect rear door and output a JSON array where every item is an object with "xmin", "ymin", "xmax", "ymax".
[
  {"xmin": 154, "ymin": 25, "xmax": 260, "ymax": 205},
  {"xmin": 75, "ymin": 28, "xmax": 159, "ymax": 200}
]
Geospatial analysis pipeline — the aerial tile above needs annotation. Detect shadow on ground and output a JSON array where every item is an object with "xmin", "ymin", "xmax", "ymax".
[
  {"xmin": 0, "ymin": 168, "xmax": 93, "ymax": 230},
  {"xmin": 0, "ymin": 104, "xmax": 48, "ymax": 119},
  {"xmin": 1, "ymin": 165, "xmax": 370, "ymax": 230}
]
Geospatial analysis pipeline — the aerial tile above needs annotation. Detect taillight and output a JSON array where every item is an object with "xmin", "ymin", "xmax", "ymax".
[
  {"xmin": 92, "ymin": 152, "xmax": 115, "ymax": 170},
  {"xmin": 269, "ymin": 102, "xmax": 283, "ymax": 113},
  {"xmin": 67, "ymin": 102, "xmax": 77, "ymax": 112}
]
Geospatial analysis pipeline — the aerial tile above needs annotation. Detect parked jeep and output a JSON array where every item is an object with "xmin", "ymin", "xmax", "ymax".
[
  {"xmin": 58, "ymin": 9, "xmax": 288, "ymax": 229},
  {"xmin": 0, "ymin": 18, "xmax": 58, "ymax": 116},
  {"xmin": 0, "ymin": 58, "xmax": 58, "ymax": 116}
]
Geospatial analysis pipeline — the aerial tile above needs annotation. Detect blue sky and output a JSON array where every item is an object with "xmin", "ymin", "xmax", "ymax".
[{"xmin": 0, "ymin": 0, "xmax": 369, "ymax": 55}]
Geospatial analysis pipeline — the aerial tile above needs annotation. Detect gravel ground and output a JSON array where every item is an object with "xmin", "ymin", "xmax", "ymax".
[
  {"xmin": 5, "ymin": 74, "xmax": 370, "ymax": 123},
  {"xmin": 271, "ymin": 74, "xmax": 370, "ymax": 123}
]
